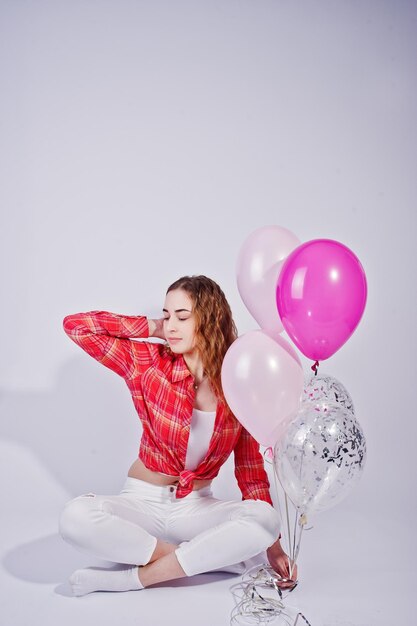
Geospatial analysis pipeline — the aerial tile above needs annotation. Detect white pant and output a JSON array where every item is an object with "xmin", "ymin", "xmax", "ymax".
[{"xmin": 59, "ymin": 477, "xmax": 281, "ymax": 577}]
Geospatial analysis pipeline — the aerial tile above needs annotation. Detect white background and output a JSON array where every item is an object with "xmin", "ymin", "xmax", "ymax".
[{"xmin": 0, "ymin": 1, "xmax": 415, "ymax": 624}]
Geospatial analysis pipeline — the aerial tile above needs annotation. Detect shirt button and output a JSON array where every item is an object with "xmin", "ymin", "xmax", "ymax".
[{"xmin": 169, "ymin": 486, "xmax": 175, "ymax": 492}]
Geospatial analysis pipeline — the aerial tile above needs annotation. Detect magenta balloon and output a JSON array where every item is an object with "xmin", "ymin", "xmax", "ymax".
[{"xmin": 276, "ymin": 239, "xmax": 367, "ymax": 361}]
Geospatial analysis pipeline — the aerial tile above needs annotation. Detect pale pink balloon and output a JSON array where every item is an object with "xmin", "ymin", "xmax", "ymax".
[
  {"xmin": 236, "ymin": 225, "xmax": 301, "ymax": 336},
  {"xmin": 221, "ymin": 330, "xmax": 304, "ymax": 447}
]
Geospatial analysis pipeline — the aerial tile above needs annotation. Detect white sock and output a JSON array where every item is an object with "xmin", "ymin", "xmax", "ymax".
[{"xmin": 69, "ymin": 565, "xmax": 144, "ymax": 597}]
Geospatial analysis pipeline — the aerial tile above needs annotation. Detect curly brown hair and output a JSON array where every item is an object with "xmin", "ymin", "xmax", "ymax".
[{"xmin": 164, "ymin": 275, "xmax": 238, "ymax": 408}]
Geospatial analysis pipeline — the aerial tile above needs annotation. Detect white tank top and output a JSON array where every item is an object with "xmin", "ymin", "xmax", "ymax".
[
  {"xmin": 184, "ymin": 407, "xmax": 217, "ymax": 470},
  {"xmin": 158, "ymin": 408, "xmax": 216, "ymax": 476}
]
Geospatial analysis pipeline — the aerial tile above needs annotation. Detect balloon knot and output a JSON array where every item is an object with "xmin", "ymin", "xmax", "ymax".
[
  {"xmin": 299, "ymin": 513, "xmax": 308, "ymax": 526},
  {"xmin": 311, "ymin": 360, "xmax": 320, "ymax": 375}
]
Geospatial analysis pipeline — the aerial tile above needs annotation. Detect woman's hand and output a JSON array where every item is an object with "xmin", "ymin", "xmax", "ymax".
[
  {"xmin": 266, "ymin": 539, "xmax": 298, "ymax": 590},
  {"xmin": 148, "ymin": 318, "xmax": 166, "ymax": 340}
]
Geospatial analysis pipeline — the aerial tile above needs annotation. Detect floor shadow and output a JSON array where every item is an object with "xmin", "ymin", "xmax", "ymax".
[
  {"xmin": 3, "ymin": 535, "xmax": 237, "ymax": 597},
  {"xmin": 3, "ymin": 533, "xmax": 108, "ymax": 583},
  {"xmin": 3, "ymin": 532, "xmax": 240, "ymax": 589}
]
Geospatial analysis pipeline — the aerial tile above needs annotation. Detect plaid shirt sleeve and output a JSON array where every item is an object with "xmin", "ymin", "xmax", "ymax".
[
  {"xmin": 234, "ymin": 425, "xmax": 274, "ymax": 506},
  {"xmin": 62, "ymin": 311, "xmax": 160, "ymax": 379}
]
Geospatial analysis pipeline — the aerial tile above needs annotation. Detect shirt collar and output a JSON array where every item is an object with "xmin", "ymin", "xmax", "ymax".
[{"xmin": 171, "ymin": 355, "xmax": 194, "ymax": 384}]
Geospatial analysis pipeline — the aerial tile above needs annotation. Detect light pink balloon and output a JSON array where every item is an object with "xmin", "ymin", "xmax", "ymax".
[
  {"xmin": 221, "ymin": 330, "xmax": 304, "ymax": 447},
  {"xmin": 236, "ymin": 225, "xmax": 301, "ymax": 336}
]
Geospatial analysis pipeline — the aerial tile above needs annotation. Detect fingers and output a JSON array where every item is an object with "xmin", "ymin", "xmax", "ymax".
[
  {"xmin": 277, "ymin": 558, "xmax": 298, "ymax": 590},
  {"xmin": 268, "ymin": 553, "xmax": 299, "ymax": 589}
]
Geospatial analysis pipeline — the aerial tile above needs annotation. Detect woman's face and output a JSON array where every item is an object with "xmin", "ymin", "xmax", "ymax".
[{"xmin": 163, "ymin": 288, "xmax": 197, "ymax": 355}]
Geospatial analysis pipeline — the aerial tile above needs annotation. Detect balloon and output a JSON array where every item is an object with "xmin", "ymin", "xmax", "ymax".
[
  {"xmin": 236, "ymin": 225, "xmax": 301, "ymax": 336},
  {"xmin": 221, "ymin": 330, "xmax": 304, "ymax": 446},
  {"xmin": 274, "ymin": 402, "xmax": 367, "ymax": 515},
  {"xmin": 276, "ymin": 239, "xmax": 367, "ymax": 361},
  {"xmin": 303, "ymin": 374, "xmax": 355, "ymax": 415}
]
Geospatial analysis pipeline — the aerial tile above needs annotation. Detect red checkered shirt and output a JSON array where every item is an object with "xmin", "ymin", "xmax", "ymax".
[{"xmin": 63, "ymin": 311, "xmax": 273, "ymax": 506}]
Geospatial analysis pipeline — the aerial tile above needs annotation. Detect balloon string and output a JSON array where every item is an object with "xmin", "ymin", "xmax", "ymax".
[
  {"xmin": 293, "ymin": 523, "xmax": 304, "ymax": 571},
  {"xmin": 311, "ymin": 360, "xmax": 320, "ymax": 375},
  {"xmin": 272, "ymin": 446, "xmax": 294, "ymax": 561},
  {"xmin": 284, "ymin": 492, "xmax": 293, "ymax": 561},
  {"xmin": 229, "ymin": 564, "xmax": 312, "ymax": 625},
  {"xmin": 271, "ymin": 454, "xmax": 305, "ymax": 579},
  {"xmin": 292, "ymin": 506, "xmax": 298, "ymax": 564},
  {"xmin": 264, "ymin": 448, "xmax": 306, "ymax": 581},
  {"xmin": 264, "ymin": 447, "xmax": 292, "ymax": 559}
]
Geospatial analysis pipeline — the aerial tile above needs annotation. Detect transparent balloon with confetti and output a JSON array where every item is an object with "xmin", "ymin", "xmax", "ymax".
[
  {"xmin": 303, "ymin": 373, "xmax": 355, "ymax": 416},
  {"xmin": 274, "ymin": 401, "xmax": 366, "ymax": 516}
]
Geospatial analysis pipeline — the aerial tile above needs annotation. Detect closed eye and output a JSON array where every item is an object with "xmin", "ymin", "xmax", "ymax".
[{"xmin": 164, "ymin": 318, "xmax": 188, "ymax": 322}]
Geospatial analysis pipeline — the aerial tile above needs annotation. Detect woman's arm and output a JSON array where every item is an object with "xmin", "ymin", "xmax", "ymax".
[
  {"xmin": 234, "ymin": 425, "xmax": 282, "ymax": 538},
  {"xmin": 147, "ymin": 318, "xmax": 166, "ymax": 340},
  {"xmin": 63, "ymin": 311, "xmax": 165, "ymax": 379},
  {"xmin": 233, "ymin": 425, "xmax": 274, "ymax": 506},
  {"xmin": 233, "ymin": 426, "xmax": 296, "ymax": 585}
]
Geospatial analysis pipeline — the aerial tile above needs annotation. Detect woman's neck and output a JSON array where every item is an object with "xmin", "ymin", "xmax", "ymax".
[{"xmin": 183, "ymin": 350, "xmax": 205, "ymax": 381}]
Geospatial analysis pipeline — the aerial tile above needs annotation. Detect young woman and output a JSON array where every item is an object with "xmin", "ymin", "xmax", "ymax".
[{"xmin": 59, "ymin": 275, "xmax": 297, "ymax": 596}]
